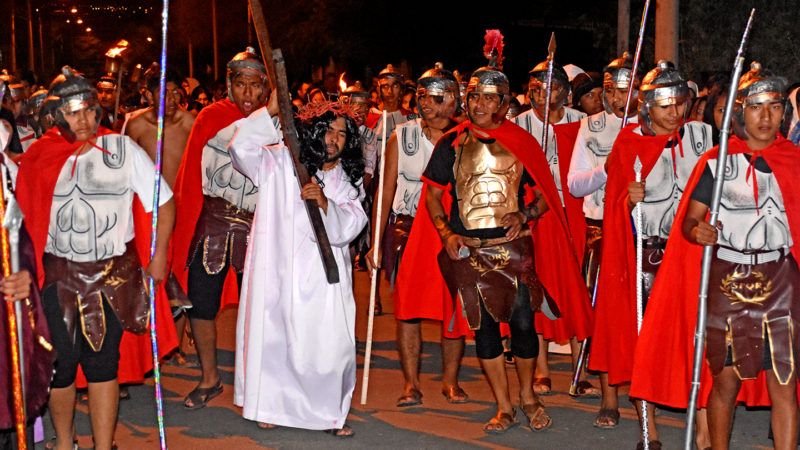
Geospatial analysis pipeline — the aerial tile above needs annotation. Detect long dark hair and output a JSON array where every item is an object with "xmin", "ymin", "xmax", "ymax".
[{"xmin": 298, "ymin": 110, "xmax": 364, "ymax": 191}]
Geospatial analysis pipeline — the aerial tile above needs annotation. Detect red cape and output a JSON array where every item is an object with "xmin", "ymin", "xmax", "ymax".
[
  {"xmin": 588, "ymin": 124, "xmax": 676, "ymax": 384},
  {"xmin": 630, "ymin": 135, "xmax": 800, "ymax": 408},
  {"xmin": 395, "ymin": 120, "xmax": 589, "ymax": 339},
  {"xmin": 534, "ymin": 121, "xmax": 593, "ymax": 343},
  {"xmin": 17, "ymin": 128, "xmax": 178, "ymax": 386},
  {"xmin": 171, "ymin": 99, "xmax": 244, "ymax": 311}
]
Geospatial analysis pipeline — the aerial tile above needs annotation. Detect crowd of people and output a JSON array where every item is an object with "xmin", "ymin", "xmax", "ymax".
[{"xmin": 1, "ymin": 27, "xmax": 800, "ymax": 450}]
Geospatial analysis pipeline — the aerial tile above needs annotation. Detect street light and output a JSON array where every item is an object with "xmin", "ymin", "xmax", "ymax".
[
  {"xmin": 85, "ymin": 27, "xmax": 92, "ymax": 32},
  {"xmin": 76, "ymin": 18, "xmax": 83, "ymax": 24},
  {"xmin": 70, "ymin": 7, "xmax": 77, "ymax": 14}
]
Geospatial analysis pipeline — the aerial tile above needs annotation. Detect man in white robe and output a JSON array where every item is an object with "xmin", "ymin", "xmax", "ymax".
[{"xmin": 228, "ymin": 99, "xmax": 367, "ymax": 436}]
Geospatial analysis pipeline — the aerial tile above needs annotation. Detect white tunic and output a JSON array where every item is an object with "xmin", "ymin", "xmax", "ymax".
[
  {"xmin": 514, "ymin": 106, "xmax": 586, "ymax": 204},
  {"xmin": 568, "ymin": 111, "xmax": 638, "ymax": 220},
  {"xmin": 229, "ymin": 107, "xmax": 367, "ymax": 430},
  {"xmin": 392, "ymin": 118, "xmax": 434, "ymax": 217}
]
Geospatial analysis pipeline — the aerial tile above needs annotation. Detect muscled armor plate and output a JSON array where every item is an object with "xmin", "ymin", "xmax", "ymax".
[
  {"xmin": 454, "ymin": 134, "xmax": 522, "ymax": 230},
  {"xmin": 715, "ymin": 154, "xmax": 792, "ymax": 251},
  {"xmin": 637, "ymin": 123, "xmax": 710, "ymax": 238}
]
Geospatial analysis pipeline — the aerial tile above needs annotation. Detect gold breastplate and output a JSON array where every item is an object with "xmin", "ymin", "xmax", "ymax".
[{"xmin": 454, "ymin": 133, "xmax": 523, "ymax": 230}]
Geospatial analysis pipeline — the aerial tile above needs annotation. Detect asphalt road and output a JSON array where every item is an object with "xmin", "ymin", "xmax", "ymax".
[{"xmin": 37, "ymin": 271, "xmax": 776, "ymax": 449}]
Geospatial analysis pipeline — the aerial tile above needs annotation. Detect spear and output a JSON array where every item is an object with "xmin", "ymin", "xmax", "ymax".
[
  {"xmin": 147, "ymin": 0, "xmax": 172, "ymax": 448},
  {"xmin": 633, "ymin": 155, "xmax": 649, "ymax": 450},
  {"xmin": 683, "ymin": 10, "xmax": 755, "ymax": 450},
  {"xmin": 1, "ymin": 171, "xmax": 27, "ymax": 450},
  {"xmin": 540, "ymin": 32, "xmax": 556, "ymax": 148},
  {"xmin": 622, "ymin": 0, "xmax": 653, "ymax": 127},
  {"xmin": 0, "ymin": 80, "xmax": 27, "ymax": 450},
  {"xmin": 360, "ymin": 110, "xmax": 388, "ymax": 405}
]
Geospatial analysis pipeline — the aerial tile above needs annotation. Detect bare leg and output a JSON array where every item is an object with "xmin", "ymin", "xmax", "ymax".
[
  {"xmin": 441, "ymin": 336, "xmax": 465, "ymax": 391},
  {"xmin": 765, "ymin": 370, "xmax": 798, "ymax": 450},
  {"xmin": 189, "ymin": 318, "xmax": 219, "ymax": 388},
  {"xmin": 534, "ymin": 334, "xmax": 549, "ymax": 377},
  {"xmin": 695, "ymin": 408, "xmax": 711, "ymax": 449},
  {"xmin": 707, "ymin": 366, "xmax": 741, "ymax": 450},
  {"xmin": 175, "ymin": 314, "xmax": 187, "ymax": 352},
  {"xmin": 479, "ymin": 355, "xmax": 514, "ymax": 415},
  {"xmin": 396, "ymin": 320, "xmax": 422, "ymax": 395},
  {"xmin": 569, "ymin": 337, "xmax": 581, "ymax": 370},
  {"xmin": 599, "ymin": 373, "xmax": 619, "ymax": 410},
  {"xmin": 87, "ymin": 380, "xmax": 119, "ymax": 450},
  {"xmin": 515, "ymin": 356, "xmax": 537, "ymax": 405},
  {"xmin": 48, "ymin": 384, "xmax": 77, "ymax": 450},
  {"xmin": 632, "ymin": 398, "xmax": 659, "ymax": 443}
]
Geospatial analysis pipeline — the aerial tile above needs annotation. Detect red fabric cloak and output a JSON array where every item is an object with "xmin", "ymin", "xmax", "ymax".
[
  {"xmin": 171, "ymin": 99, "xmax": 244, "ymax": 312},
  {"xmin": 629, "ymin": 135, "xmax": 800, "ymax": 408},
  {"xmin": 534, "ymin": 121, "xmax": 594, "ymax": 343},
  {"xmin": 588, "ymin": 124, "xmax": 675, "ymax": 384},
  {"xmin": 395, "ymin": 120, "xmax": 589, "ymax": 339}
]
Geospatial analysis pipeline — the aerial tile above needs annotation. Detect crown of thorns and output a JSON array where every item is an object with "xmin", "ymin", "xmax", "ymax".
[{"xmin": 295, "ymin": 100, "xmax": 358, "ymax": 123}]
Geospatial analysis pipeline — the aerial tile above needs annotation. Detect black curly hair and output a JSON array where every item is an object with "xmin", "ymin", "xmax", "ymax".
[{"xmin": 298, "ymin": 111, "xmax": 364, "ymax": 191}]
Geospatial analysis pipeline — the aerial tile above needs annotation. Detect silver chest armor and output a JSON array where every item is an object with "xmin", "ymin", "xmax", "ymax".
[
  {"xmin": 637, "ymin": 122, "xmax": 712, "ymax": 238},
  {"xmin": 581, "ymin": 112, "xmax": 635, "ymax": 215},
  {"xmin": 47, "ymin": 135, "xmax": 134, "ymax": 261},
  {"xmin": 392, "ymin": 119, "xmax": 434, "ymax": 217},
  {"xmin": 715, "ymin": 154, "xmax": 792, "ymax": 251},
  {"xmin": 514, "ymin": 107, "xmax": 585, "ymax": 205},
  {"xmin": 201, "ymin": 120, "xmax": 259, "ymax": 212}
]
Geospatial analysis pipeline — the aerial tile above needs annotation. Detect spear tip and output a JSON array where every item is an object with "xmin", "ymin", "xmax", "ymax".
[
  {"xmin": 547, "ymin": 32, "xmax": 556, "ymax": 57},
  {"xmin": 634, "ymin": 155, "xmax": 643, "ymax": 172}
]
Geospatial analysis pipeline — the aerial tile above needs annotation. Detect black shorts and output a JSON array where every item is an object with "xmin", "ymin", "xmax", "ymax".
[
  {"xmin": 43, "ymin": 285, "xmax": 123, "ymax": 388},
  {"xmin": 186, "ymin": 252, "xmax": 243, "ymax": 320}
]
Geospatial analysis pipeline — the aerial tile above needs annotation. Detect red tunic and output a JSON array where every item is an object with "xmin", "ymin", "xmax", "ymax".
[
  {"xmin": 630, "ymin": 136, "xmax": 800, "ymax": 408},
  {"xmin": 395, "ymin": 120, "xmax": 588, "ymax": 339},
  {"xmin": 171, "ymin": 99, "xmax": 245, "ymax": 312}
]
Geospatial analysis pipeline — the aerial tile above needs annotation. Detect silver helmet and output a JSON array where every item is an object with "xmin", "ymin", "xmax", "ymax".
[
  {"xmin": 48, "ymin": 66, "xmax": 102, "ymax": 142},
  {"xmin": 417, "ymin": 63, "xmax": 459, "ymax": 116},
  {"xmin": 602, "ymin": 52, "xmax": 639, "ymax": 114},
  {"xmin": 733, "ymin": 61, "xmax": 787, "ymax": 139},
  {"xmin": 226, "ymin": 47, "xmax": 268, "ymax": 100},
  {"xmin": 528, "ymin": 60, "xmax": 569, "ymax": 107},
  {"xmin": 638, "ymin": 60, "xmax": 689, "ymax": 133}
]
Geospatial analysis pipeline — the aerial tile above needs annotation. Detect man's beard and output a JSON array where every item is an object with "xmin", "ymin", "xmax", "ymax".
[{"xmin": 325, "ymin": 145, "xmax": 344, "ymax": 162}]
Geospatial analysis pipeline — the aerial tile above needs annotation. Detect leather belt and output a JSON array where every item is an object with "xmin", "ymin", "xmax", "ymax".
[
  {"xmin": 717, "ymin": 246, "xmax": 790, "ymax": 265},
  {"xmin": 463, "ymin": 229, "xmax": 532, "ymax": 248},
  {"xmin": 639, "ymin": 236, "xmax": 667, "ymax": 250}
]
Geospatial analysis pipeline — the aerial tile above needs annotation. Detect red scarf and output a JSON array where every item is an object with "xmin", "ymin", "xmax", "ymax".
[
  {"xmin": 630, "ymin": 135, "xmax": 800, "ymax": 408},
  {"xmin": 171, "ymin": 99, "xmax": 244, "ymax": 303},
  {"xmin": 395, "ymin": 120, "xmax": 589, "ymax": 337}
]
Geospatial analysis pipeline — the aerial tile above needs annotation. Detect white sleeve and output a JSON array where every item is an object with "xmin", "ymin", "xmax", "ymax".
[
  {"xmin": 129, "ymin": 142, "xmax": 173, "ymax": 213},
  {"xmin": 228, "ymin": 106, "xmax": 282, "ymax": 184},
  {"xmin": 321, "ymin": 181, "xmax": 368, "ymax": 247},
  {"xmin": 567, "ymin": 133, "xmax": 608, "ymax": 197},
  {"xmin": 361, "ymin": 127, "xmax": 378, "ymax": 176}
]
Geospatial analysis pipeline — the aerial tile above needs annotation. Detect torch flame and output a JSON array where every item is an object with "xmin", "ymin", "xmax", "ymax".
[
  {"xmin": 338, "ymin": 73, "xmax": 347, "ymax": 93},
  {"xmin": 105, "ymin": 40, "xmax": 130, "ymax": 59}
]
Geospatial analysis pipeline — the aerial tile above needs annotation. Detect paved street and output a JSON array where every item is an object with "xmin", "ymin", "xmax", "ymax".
[{"xmin": 39, "ymin": 271, "xmax": 776, "ymax": 449}]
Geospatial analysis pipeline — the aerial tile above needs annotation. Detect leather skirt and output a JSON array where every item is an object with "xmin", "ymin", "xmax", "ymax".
[{"xmin": 188, "ymin": 195, "xmax": 254, "ymax": 275}]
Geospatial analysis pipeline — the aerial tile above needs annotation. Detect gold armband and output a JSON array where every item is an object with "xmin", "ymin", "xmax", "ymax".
[{"xmin": 433, "ymin": 215, "xmax": 454, "ymax": 242}]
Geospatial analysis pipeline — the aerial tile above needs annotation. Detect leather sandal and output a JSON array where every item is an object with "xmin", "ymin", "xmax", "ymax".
[
  {"xmin": 519, "ymin": 397, "xmax": 552, "ymax": 431},
  {"xmin": 441, "ymin": 385, "xmax": 469, "ymax": 403},
  {"xmin": 396, "ymin": 387, "xmax": 423, "ymax": 407},
  {"xmin": 257, "ymin": 422, "xmax": 277, "ymax": 429},
  {"xmin": 533, "ymin": 376, "xmax": 553, "ymax": 395},
  {"xmin": 483, "ymin": 409, "xmax": 517, "ymax": 434},
  {"xmin": 570, "ymin": 380, "xmax": 601, "ymax": 398},
  {"xmin": 593, "ymin": 407, "xmax": 620, "ymax": 429},
  {"xmin": 183, "ymin": 379, "xmax": 223, "ymax": 410},
  {"xmin": 324, "ymin": 424, "xmax": 354, "ymax": 438}
]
